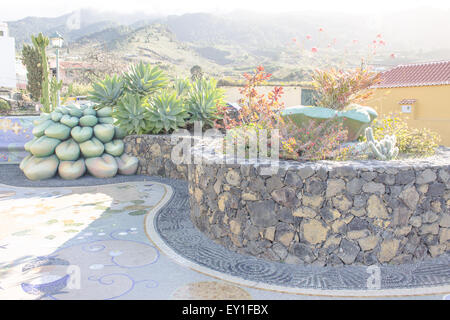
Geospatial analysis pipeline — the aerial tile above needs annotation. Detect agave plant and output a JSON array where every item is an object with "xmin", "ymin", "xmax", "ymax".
[
  {"xmin": 145, "ymin": 91, "xmax": 188, "ymax": 134},
  {"xmin": 88, "ymin": 75, "xmax": 124, "ymax": 109},
  {"xmin": 124, "ymin": 62, "xmax": 169, "ymax": 98},
  {"xmin": 185, "ymin": 78, "xmax": 224, "ymax": 128},
  {"xmin": 112, "ymin": 94, "xmax": 152, "ymax": 135},
  {"xmin": 173, "ymin": 78, "xmax": 191, "ymax": 98}
]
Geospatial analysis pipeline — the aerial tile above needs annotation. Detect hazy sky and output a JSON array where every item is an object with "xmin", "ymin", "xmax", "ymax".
[{"xmin": 1, "ymin": 0, "xmax": 449, "ymax": 21}]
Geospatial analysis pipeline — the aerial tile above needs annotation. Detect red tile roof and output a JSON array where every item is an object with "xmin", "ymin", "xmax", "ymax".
[
  {"xmin": 398, "ymin": 99, "xmax": 416, "ymax": 105},
  {"xmin": 373, "ymin": 60, "xmax": 450, "ymax": 88},
  {"xmin": 59, "ymin": 61, "xmax": 93, "ymax": 70}
]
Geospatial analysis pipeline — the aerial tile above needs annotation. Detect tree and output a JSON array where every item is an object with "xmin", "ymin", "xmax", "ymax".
[
  {"xmin": 190, "ymin": 65, "xmax": 203, "ymax": 81},
  {"xmin": 21, "ymin": 44, "xmax": 42, "ymax": 101}
]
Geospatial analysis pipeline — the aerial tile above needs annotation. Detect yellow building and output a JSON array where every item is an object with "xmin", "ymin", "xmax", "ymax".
[{"xmin": 366, "ymin": 60, "xmax": 450, "ymax": 146}]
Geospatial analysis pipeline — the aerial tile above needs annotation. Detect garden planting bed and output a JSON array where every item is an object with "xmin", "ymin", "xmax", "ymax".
[{"xmin": 124, "ymin": 135, "xmax": 450, "ymax": 266}]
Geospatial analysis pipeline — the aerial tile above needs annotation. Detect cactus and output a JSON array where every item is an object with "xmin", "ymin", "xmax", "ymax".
[
  {"xmin": 32, "ymin": 33, "xmax": 51, "ymax": 113},
  {"xmin": 50, "ymin": 76, "xmax": 63, "ymax": 111},
  {"xmin": 365, "ymin": 127, "xmax": 399, "ymax": 160}
]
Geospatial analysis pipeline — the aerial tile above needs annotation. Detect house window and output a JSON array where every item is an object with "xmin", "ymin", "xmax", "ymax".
[
  {"xmin": 398, "ymin": 99, "xmax": 416, "ymax": 113},
  {"xmin": 401, "ymin": 105, "xmax": 412, "ymax": 113}
]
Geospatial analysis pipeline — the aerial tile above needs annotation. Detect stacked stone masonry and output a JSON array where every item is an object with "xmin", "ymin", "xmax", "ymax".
[
  {"xmin": 124, "ymin": 135, "xmax": 188, "ymax": 180},
  {"xmin": 125, "ymin": 135, "xmax": 450, "ymax": 266}
]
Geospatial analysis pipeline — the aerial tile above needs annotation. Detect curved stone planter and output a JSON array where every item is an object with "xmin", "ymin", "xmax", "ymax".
[
  {"xmin": 123, "ymin": 134, "xmax": 450, "ymax": 266},
  {"xmin": 188, "ymin": 145, "xmax": 450, "ymax": 266}
]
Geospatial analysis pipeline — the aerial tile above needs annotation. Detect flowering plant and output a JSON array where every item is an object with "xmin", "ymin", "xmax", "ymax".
[
  {"xmin": 215, "ymin": 66, "xmax": 284, "ymax": 130},
  {"xmin": 371, "ymin": 114, "xmax": 440, "ymax": 157},
  {"xmin": 281, "ymin": 117, "xmax": 349, "ymax": 160},
  {"xmin": 311, "ymin": 67, "xmax": 380, "ymax": 110}
]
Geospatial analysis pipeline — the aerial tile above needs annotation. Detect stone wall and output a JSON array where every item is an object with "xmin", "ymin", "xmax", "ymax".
[
  {"xmin": 188, "ymin": 148, "xmax": 450, "ymax": 266},
  {"xmin": 123, "ymin": 134, "xmax": 450, "ymax": 266},
  {"xmin": 124, "ymin": 135, "xmax": 188, "ymax": 180}
]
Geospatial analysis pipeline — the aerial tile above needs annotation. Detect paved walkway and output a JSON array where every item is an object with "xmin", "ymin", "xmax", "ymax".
[{"xmin": 0, "ymin": 165, "xmax": 448, "ymax": 300}]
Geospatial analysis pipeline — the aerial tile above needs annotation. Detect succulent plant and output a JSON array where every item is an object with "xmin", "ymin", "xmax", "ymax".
[
  {"xmin": 365, "ymin": 127, "xmax": 399, "ymax": 160},
  {"xmin": 173, "ymin": 78, "xmax": 191, "ymax": 98},
  {"xmin": 185, "ymin": 78, "xmax": 224, "ymax": 128},
  {"xmin": 112, "ymin": 94, "xmax": 152, "ymax": 135},
  {"xmin": 0, "ymin": 98, "xmax": 11, "ymax": 114},
  {"xmin": 88, "ymin": 75, "xmax": 124, "ymax": 109},
  {"xmin": 124, "ymin": 62, "xmax": 168, "ymax": 98},
  {"xmin": 145, "ymin": 91, "xmax": 188, "ymax": 134}
]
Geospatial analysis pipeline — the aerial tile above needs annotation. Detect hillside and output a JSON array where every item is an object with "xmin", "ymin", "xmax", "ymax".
[
  {"xmin": 8, "ymin": 8, "xmax": 450, "ymax": 82},
  {"xmin": 7, "ymin": 9, "xmax": 159, "ymax": 48},
  {"xmin": 67, "ymin": 24, "xmax": 231, "ymax": 79}
]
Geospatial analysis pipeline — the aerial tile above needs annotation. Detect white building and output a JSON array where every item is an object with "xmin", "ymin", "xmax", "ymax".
[{"xmin": 0, "ymin": 22, "xmax": 17, "ymax": 88}]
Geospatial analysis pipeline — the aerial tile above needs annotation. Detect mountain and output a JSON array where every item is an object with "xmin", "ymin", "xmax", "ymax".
[
  {"xmin": 9, "ymin": 8, "xmax": 450, "ymax": 51},
  {"xmin": 7, "ymin": 8, "xmax": 450, "ymax": 82},
  {"xmin": 7, "ymin": 9, "xmax": 160, "ymax": 48},
  {"xmin": 65, "ymin": 24, "xmax": 216, "ymax": 79}
]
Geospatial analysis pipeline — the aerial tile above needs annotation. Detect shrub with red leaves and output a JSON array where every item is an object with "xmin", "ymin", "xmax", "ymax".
[{"xmin": 215, "ymin": 65, "xmax": 284, "ymax": 130}]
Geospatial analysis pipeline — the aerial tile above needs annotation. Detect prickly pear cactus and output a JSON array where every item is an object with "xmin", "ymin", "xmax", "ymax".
[
  {"xmin": 20, "ymin": 103, "xmax": 139, "ymax": 180},
  {"xmin": 365, "ymin": 127, "xmax": 399, "ymax": 161}
]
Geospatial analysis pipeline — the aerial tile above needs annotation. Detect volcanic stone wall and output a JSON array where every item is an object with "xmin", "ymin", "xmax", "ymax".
[
  {"xmin": 125, "ymin": 134, "xmax": 450, "ymax": 266},
  {"xmin": 124, "ymin": 135, "xmax": 188, "ymax": 180},
  {"xmin": 188, "ymin": 151, "xmax": 450, "ymax": 266}
]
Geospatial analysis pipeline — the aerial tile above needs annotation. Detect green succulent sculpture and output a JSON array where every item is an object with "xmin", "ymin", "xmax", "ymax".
[
  {"xmin": 113, "ymin": 94, "xmax": 152, "ymax": 135},
  {"xmin": 365, "ymin": 127, "xmax": 399, "ymax": 160},
  {"xmin": 88, "ymin": 75, "xmax": 124, "ymax": 109},
  {"xmin": 21, "ymin": 102, "xmax": 139, "ymax": 181},
  {"xmin": 124, "ymin": 62, "xmax": 169, "ymax": 98},
  {"xmin": 145, "ymin": 91, "xmax": 188, "ymax": 134},
  {"xmin": 185, "ymin": 78, "xmax": 224, "ymax": 128}
]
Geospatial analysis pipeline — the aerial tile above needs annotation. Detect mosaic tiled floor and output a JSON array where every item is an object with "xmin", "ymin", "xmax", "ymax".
[{"xmin": 0, "ymin": 164, "xmax": 449, "ymax": 300}]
